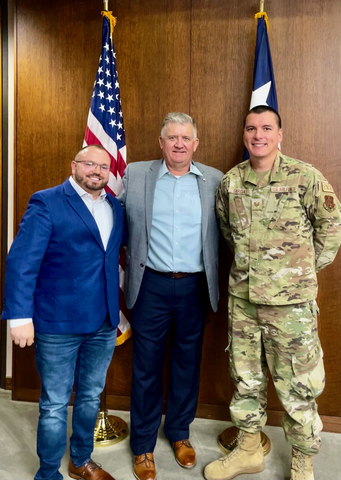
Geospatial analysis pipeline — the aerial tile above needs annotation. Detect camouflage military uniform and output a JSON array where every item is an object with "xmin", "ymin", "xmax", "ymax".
[{"xmin": 216, "ymin": 152, "xmax": 341, "ymax": 455}]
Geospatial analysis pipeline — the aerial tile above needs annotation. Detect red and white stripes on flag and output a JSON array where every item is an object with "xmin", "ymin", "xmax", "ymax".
[{"xmin": 83, "ymin": 11, "xmax": 131, "ymax": 345}]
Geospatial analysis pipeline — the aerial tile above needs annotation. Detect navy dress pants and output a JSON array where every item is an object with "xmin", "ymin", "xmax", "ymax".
[{"xmin": 129, "ymin": 268, "xmax": 208, "ymax": 455}]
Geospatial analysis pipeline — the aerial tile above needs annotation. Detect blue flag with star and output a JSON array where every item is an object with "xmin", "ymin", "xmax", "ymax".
[
  {"xmin": 250, "ymin": 13, "xmax": 278, "ymax": 110},
  {"xmin": 244, "ymin": 12, "xmax": 278, "ymax": 159}
]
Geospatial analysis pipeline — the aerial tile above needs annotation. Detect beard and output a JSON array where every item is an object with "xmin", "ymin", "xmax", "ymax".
[{"xmin": 74, "ymin": 171, "xmax": 108, "ymax": 193}]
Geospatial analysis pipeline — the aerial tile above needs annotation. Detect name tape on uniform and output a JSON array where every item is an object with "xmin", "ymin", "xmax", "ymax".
[{"xmin": 271, "ymin": 186, "xmax": 297, "ymax": 193}]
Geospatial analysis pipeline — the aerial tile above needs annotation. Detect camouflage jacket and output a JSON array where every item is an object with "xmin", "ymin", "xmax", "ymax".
[{"xmin": 216, "ymin": 152, "xmax": 341, "ymax": 305}]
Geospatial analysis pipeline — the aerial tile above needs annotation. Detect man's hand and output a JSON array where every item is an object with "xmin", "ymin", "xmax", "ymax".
[{"xmin": 11, "ymin": 323, "xmax": 35, "ymax": 348}]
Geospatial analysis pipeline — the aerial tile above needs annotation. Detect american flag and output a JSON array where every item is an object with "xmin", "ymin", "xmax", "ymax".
[{"xmin": 83, "ymin": 11, "xmax": 131, "ymax": 345}]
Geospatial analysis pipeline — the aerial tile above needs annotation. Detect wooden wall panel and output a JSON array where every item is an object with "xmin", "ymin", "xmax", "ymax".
[
  {"xmin": 111, "ymin": 0, "xmax": 192, "ymax": 162},
  {"xmin": 15, "ymin": 0, "xmax": 103, "ymax": 222},
  {"xmin": 12, "ymin": 0, "xmax": 341, "ymax": 431},
  {"xmin": 191, "ymin": 0, "xmax": 255, "ymax": 173}
]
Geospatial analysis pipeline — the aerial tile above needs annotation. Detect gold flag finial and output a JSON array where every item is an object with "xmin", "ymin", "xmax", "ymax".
[
  {"xmin": 103, "ymin": 1, "xmax": 109, "ymax": 11},
  {"xmin": 255, "ymin": 9, "xmax": 269, "ymax": 31},
  {"xmin": 101, "ymin": 10, "xmax": 117, "ymax": 40},
  {"xmin": 260, "ymin": 0, "xmax": 265, "ymax": 12}
]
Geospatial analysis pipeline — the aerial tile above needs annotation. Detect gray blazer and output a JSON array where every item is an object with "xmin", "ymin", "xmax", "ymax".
[{"xmin": 118, "ymin": 160, "xmax": 223, "ymax": 311}]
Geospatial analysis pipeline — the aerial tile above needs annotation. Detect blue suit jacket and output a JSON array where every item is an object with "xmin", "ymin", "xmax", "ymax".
[
  {"xmin": 118, "ymin": 160, "xmax": 223, "ymax": 312},
  {"xmin": 1, "ymin": 179, "xmax": 125, "ymax": 334}
]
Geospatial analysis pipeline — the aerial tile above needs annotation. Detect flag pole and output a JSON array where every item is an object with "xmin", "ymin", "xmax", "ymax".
[
  {"xmin": 260, "ymin": 0, "xmax": 264, "ymax": 12},
  {"xmin": 93, "ymin": 0, "xmax": 129, "ymax": 447}
]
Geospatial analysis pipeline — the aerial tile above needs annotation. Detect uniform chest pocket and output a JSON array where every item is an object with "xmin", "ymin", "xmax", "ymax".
[
  {"xmin": 267, "ymin": 189, "xmax": 301, "ymax": 232},
  {"xmin": 267, "ymin": 193, "xmax": 288, "ymax": 229}
]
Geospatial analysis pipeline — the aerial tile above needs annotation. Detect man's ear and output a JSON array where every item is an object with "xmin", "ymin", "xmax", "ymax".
[{"xmin": 278, "ymin": 128, "xmax": 283, "ymax": 144}]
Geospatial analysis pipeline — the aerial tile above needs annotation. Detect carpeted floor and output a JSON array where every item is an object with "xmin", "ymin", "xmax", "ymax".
[{"xmin": 0, "ymin": 389, "xmax": 340, "ymax": 480}]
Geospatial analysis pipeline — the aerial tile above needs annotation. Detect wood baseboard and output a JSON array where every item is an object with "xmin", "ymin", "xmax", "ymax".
[
  {"xmin": 10, "ymin": 389, "xmax": 341, "ymax": 434},
  {"xmin": 5, "ymin": 377, "xmax": 12, "ymax": 390}
]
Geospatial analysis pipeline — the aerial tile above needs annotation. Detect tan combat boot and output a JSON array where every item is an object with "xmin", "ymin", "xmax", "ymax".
[
  {"xmin": 204, "ymin": 430, "xmax": 264, "ymax": 480},
  {"xmin": 290, "ymin": 448, "xmax": 314, "ymax": 480}
]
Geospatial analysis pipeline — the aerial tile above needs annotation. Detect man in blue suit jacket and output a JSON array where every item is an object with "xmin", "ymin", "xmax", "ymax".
[
  {"xmin": 119, "ymin": 112, "xmax": 223, "ymax": 480},
  {"xmin": 2, "ymin": 145, "xmax": 125, "ymax": 480}
]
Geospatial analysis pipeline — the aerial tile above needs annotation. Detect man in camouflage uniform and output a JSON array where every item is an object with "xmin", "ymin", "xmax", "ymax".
[{"xmin": 204, "ymin": 105, "xmax": 341, "ymax": 480}]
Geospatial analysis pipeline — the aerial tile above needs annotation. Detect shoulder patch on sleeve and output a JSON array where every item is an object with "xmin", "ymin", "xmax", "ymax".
[{"xmin": 323, "ymin": 195, "xmax": 336, "ymax": 213}]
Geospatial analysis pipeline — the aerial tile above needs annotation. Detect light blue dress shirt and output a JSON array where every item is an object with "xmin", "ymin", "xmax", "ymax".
[{"xmin": 146, "ymin": 161, "xmax": 204, "ymax": 273}]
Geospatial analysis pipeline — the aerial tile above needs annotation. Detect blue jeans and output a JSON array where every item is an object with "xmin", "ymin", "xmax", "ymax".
[{"xmin": 34, "ymin": 319, "xmax": 116, "ymax": 480}]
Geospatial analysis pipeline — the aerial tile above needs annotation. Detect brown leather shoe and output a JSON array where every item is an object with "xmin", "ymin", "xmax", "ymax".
[
  {"xmin": 133, "ymin": 453, "xmax": 156, "ymax": 480},
  {"xmin": 68, "ymin": 459, "xmax": 115, "ymax": 480},
  {"xmin": 172, "ymin": 439, "xmax": 196, "ymax": 468}
]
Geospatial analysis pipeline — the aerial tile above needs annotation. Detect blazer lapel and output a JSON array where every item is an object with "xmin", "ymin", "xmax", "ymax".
[
  {"xmin": 63, "ymin": 180, "xmax": 104, "ymax": 250},
  {"xmin": 194, "ymin": 163, "xmax": 209, "ymax": 241},
  {"xmin": 105, "ymin": 196, "xmax": 120, "ymax": 254},
  {"xmin": 145, "ymin": 160, "xmax": 162, "ymax": 243}
]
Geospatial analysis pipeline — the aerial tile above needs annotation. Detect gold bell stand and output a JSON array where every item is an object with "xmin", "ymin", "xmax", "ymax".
[{"xmin": 94, "ymin": 387, "xmax": 128, "ymax": 447}]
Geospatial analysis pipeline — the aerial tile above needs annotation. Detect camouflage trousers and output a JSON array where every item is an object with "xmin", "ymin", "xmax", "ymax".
[{"xmin": 227, "ymin": 295, "xmax": 325, "ymax": 455}]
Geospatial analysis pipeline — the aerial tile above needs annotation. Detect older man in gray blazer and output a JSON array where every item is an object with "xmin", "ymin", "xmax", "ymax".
[{"xmin": 119, "ymin": 112, "xmax": 223, "ymax": 480}]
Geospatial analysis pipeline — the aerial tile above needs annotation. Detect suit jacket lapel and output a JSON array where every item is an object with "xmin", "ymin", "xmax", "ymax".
[
  {"xmin": 145, "ymin": 160, "xmax": 162, "ymax": 243},
  {"xmin": 63, "ymin": 180, "xmax": 104, "ymax": 250},
  {"xmin": 105, "ymin": 196, "xmax": 120, "ymax": 255},
  {"xmin": 194, "ymin": 163, "xmax": 209, "ymax": 241}
]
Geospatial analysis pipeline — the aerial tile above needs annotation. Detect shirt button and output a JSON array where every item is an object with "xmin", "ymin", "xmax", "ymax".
[{"xmin": 175, "ymin": 242, "xmax": 178, "ymax": 245}]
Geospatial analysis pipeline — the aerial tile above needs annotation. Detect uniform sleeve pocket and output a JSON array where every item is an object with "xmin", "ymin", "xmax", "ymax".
[{"xmin": 231, "ymin": 196, "xmax": 250, "ymax": 231}]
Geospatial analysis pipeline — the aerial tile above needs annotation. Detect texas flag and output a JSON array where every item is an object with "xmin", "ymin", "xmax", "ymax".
[
  {"xmin": 244, "ymin": 11, "xmax": 278, "ymax": 160},
  {"xmin": 250, "ymin": 12, "xmax": 278, "ymax": 111}
]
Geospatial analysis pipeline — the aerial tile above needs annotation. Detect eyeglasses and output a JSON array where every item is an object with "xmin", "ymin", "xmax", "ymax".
[{"xmin": 74, "ymin": 160, "xmax": 111, "ymax": 171}]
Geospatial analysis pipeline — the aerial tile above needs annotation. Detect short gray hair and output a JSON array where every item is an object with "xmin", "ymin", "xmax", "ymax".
[{"xmin": 160, "ymin": 112, "xmax": 197, "ymax": 138}]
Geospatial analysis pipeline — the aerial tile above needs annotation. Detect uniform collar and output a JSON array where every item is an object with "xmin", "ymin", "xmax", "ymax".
[{"xmin": 241, "ymin": 151, "xmax": 285, "ymax": 186}]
